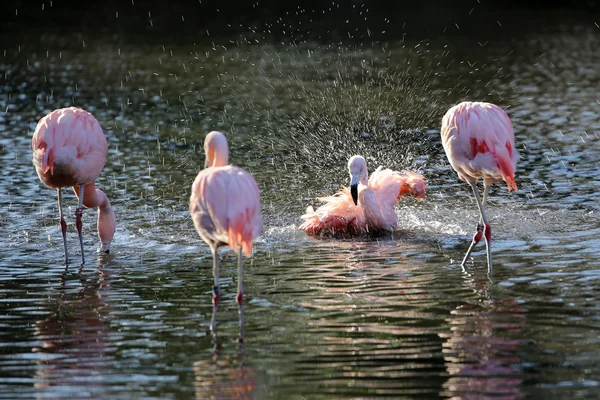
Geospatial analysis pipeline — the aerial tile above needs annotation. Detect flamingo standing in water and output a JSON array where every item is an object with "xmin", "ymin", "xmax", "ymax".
[
  {"xmin": 440, "ymin": 101, "xmax": 519, "ymax": 270},
  {"xmin": 32, "ymin": 107, "xmax": 116, "ymax": 265},
  {"xmin": 299, "ymin": 155, "xmax": 427, "ymax": 236},
  {"xmin": 190, "ymin": 131, "xmax": 262, "ymax": 333}
]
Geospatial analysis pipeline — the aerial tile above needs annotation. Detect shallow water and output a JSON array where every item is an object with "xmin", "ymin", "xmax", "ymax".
[{"xmin": 1, "ymin": 2, "xmax": 600, "ymax": 399}]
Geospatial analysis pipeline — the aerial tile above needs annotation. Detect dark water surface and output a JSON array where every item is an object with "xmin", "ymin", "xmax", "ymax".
[{"xmin": 1, "ymin": 2, "xmax": 600, "ymax": 399}]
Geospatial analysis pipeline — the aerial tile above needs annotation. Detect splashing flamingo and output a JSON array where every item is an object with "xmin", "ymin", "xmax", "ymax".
[
  {"xmin": 32, "ymin": 107, "xmax": 116, "ymax": 265},
  {"xmin": 299, "ymin": 155, "xmax": 427, "ymax": 236},
  {"xmin": 440, "ymin": 101, "xmax": 519, "ymax": 270},
  {"xmin": 190, "ymin": 131, "xmax": 262, "ymax": 333}
]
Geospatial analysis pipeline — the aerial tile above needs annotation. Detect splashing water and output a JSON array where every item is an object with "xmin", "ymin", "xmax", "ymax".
[{"xmin": 1, "ymin": 2, "xmax": 600, "ymax": 399}]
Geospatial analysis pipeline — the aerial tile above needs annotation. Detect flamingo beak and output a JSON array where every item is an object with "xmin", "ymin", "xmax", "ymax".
[
  {"xmin": 350, "ymin": 173, "xmax": 360, "ymax": 206},
  {"xmin": 100, "ymin": 241, "xmax": 111, "ymax": 254},
  {"xmin": 350, "ymin": 174, "xmax": 359, "ymax": 205},
  {"xmin": 350, "ymin": 184, "xmax": 358, "ymax": 205}
]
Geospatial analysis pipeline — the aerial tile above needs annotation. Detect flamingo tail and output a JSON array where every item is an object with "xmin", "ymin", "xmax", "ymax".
[
  {"xmin": 498, "ymin": 157, "xmax": 517, "ymax": 191},
  {"xmin": 228, "ymin": 211, "xmax": 254, "ymax": 257}
]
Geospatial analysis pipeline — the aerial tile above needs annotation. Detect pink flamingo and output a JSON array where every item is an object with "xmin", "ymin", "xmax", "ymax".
[
  {"xmin": 299, "ymin": 155, "xmax": 427, "ymax": 236},
  {"xmin": 440, "ymin": 101, "xmax": 519, "ymax": 270},
  {"xmin": 32, "ymin": 107, "xmax": 116, "ymax": 265},
  {"xmin": 190, "ymin": 131, "xmax": 262, "ymax": 332}
]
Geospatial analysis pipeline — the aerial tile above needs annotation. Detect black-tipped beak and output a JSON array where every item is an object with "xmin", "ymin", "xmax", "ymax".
[
  {"xmin": 350, "ymin": 184, "xmax": 358, "ymax": 205},
  {"xmin": 204, "ymin": 158, "xmax": 209, "ymax": 169}
]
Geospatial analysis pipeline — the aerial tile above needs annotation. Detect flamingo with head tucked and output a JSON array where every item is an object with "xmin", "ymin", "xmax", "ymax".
[{"xmin": 32, "ymin": 107, "xmax": 116, "ymax": 265}]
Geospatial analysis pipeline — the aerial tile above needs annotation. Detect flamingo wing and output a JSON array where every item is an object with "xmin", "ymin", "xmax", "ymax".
[
  {"xmin": 224, "ymin": 167, "xmax": 262, "ymax": 256},
  {"xmin": 368, "ymin": 167, "xmax": 427, "ymax": 208},
  {"xmin": 191, "ymin": 168, "xmax": 230, "ymax": 246},
  {"xmin": 299, "ymin": 187, "xmax": 366, "ymax": 235},
  {"xmin": 191, "ymin": 166, "xmax": 262, "ymax": 256},
  {"xmin": 32, "ymin": 107, "xmax": 108, "ymax": 187},
  {"xmin": 441, "ymin": 102, "xmax": 519, "ymax": 190}
]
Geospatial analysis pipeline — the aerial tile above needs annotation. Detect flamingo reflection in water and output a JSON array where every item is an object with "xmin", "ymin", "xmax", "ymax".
[
  {"xmin": 193, "ymin": 336, "xmax": 258, "ymax": 399},
  {"xmin": 439, "ymin": 277, "xmax": 527, "ymax": 399},
  {"xmin": 32, "ymin": 265, "xmax": 113, "ymax": 397}
]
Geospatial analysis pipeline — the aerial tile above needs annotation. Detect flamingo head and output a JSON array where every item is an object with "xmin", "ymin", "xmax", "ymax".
[
  {"xmin": 348, "ymin": 155, "xmax": 368, "ymax": 206},
  {"xmin": 96, "ymin": 189, "xmax": 116, "ymax": 254},
  {"xmin": 98, "ymin": 202, "xmax": 116, "ymax": 253},
  {"xmin": 204, "ymin": 131, "xmax": 229, "ymax": 168}
]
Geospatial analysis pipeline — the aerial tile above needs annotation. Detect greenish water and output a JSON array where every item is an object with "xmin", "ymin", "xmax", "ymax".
[{"xmin": 1, "ymin": 3, "xmax": 600, "ymax": 399}]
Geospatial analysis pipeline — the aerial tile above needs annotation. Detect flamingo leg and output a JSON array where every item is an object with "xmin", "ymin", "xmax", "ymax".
[
  {"xmin": 210, "ymin": 244, "xmax": 220, "ymax": 333},
  {"xmin": 481, "ymin": 182, "xmax": 492, "ymax": 272},
  {"xmin": 460, "ymin": 181, "xmax": 491, "ymax": 267},
  {"xmin": 482, "ymin": 182, "xmax": 489, "ymax": 208},
  {"xmin": 57, "ymin": 188, "xmax": 69, "ymax": 265},
  {"xmin": 460, "ymin": 221, "xmax": 483, "ymax": 267},
  {"xmin": 460, "ymin": 183, "xmax": 489, "ymax": 267},
  {"xmin": 481, "ymin": 182, "xmax": 494, "ymax": 280},
  {"xmin": 462, "ymin": 181, "xmax": 492, "ymax": 272},
  {"xmin": 236, "ymin": 246, "xmax": 245, "ymax": 343},
  {"xmin": 237, "ymin": 246, "xmax": 244, "ymax": 305},
  {"xmin": 75, "ymin": 184, "xmax": 85, "ymax": 265}
]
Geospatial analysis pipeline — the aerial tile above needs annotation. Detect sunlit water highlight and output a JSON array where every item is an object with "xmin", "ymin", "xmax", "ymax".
[{"xmin": 1, "ymin": 5, "xmax": 600, "ymax": 399}]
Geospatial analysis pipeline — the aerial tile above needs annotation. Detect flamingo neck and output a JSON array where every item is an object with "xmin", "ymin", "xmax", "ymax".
[
  {"xmin": 73, "ymin": 182, "xmax": 116, "ymax": 252},
  {"xmin": 211, "ymin": 150, "xmax": 228, "ymax": 167},
  {"xmin": 75, "ymin": 182, "xmax": 104, "ymax": 209},
  {"xmin": 205, "ymin": 132, "xmax": 230, "ymax": 167},
  {"xmin": 359, "ymin": 174, "xmax": 368, "ymax": 186}
]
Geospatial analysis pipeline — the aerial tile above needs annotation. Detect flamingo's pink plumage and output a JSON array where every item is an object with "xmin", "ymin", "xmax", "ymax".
[
  {"xmin": 190, "ymin": 131, "xmax": 262, "ymax": 332},
  {"xmin": 441, "ymin": 101, "xmax": 519, "ymax": 269},
  {"xmin": 299, "ymin": 156, "xmax": 426, "ymax": 236},
  {"xmin": 32, "ymin": 107, "xmax": 116, "ymax": 264},
  {"xmin": 441, "ymin": 102, "xmax": 518, "ymax": 191}
]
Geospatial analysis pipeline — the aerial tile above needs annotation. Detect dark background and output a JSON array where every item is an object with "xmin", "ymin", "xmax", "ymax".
[{"xmin": 2, "ymin": 0, "xmax": 599, "ymax": 42}]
